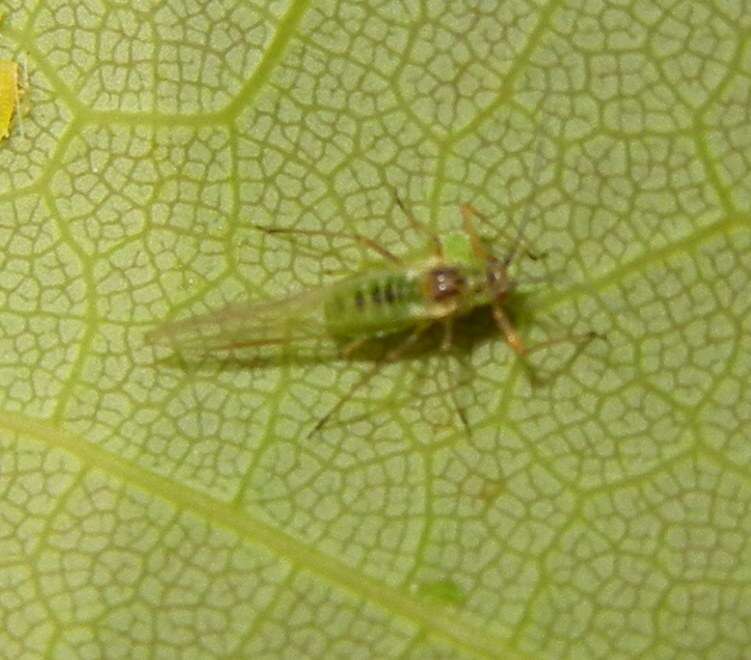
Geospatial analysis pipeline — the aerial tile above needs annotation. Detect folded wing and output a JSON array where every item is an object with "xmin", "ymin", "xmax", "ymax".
[{"xmin": 145, "ymin": 288, "xmax": 331, "ymax": 354}]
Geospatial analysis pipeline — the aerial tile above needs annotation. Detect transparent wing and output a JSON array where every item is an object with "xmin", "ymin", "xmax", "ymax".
[{"xmin": 145, "ymin": 286, "xmax": 333, "ymax": 354}]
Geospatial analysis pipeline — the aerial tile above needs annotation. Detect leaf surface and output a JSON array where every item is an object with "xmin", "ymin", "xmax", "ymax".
[{"xmin": 1, "ymin": 1, "xmax": 750, "ymax": 657}]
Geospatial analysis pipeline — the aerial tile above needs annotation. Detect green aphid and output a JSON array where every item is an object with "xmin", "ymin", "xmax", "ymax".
[
  {"xmin": 148, "ymin": 197, "xmax": 599, "ymax": 434},
  {"xmin": 148, "ymin": 204, "xmax": 533, "ymax": 354}
]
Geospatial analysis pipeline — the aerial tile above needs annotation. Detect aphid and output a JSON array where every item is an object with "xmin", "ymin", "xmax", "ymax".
[
  {"xmin": 0, "ymin": 59, "xmax": 22, "ymax": 140},
  {"xmin": 147, "ymin": 187, "xmax": 600, "ymax": 436}
]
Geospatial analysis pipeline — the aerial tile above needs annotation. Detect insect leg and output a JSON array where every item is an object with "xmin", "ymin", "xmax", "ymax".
[
  {"xmin": 255, "ymin": 225, "xmax": 402, "ymax": 264},
  {"xmin": 340, "ymin": 336, "xmax": 369, "ymax": 358},
  {"xmin": 394, "ymin": 191, "xmax": 443, "ymax": 257},
  {"xmin": 440, "ymin": 317, "xmax": 453, "ymax": 352},
  {"xmin": 525, "ymin": 329, "xmax": 603, "ymax": 355},
  {"xmin": 460, "ymin": 203, "xmax": 545, "ymax": 261},
  {"xmin": 308, "ymin": 322, "xmax": 433, "ymax": 438},
  {"xmin": 460, "ymin": 203, "xmax": 491, "ymax": 260},
  {"xmin": 440, "ymin": 318, "xmax": 471, "ymax": 433},
  {"xmin": 492, "ymin": 306, "xmax": 604, "ymax": 383},
  {"xmin": 525, "ymin": 311, "xmax": 606, "ymax": 353},
  {"xmin": 504, "ymin": 138, "xmax": 547, "ymax": 267},
  {"xmin": 491, "ymin": 304, "xmax": 527, "ymax": 357},
  {"xmin": 489, "ymin": 302, "xmax": 556, "ymax": 382},
  {"xmin": 524, "ymin": 330, "xmax": 604, "ymax": 386}
]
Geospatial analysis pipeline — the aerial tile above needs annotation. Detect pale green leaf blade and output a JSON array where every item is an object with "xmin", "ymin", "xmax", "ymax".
[{"xmin": 1, "ymin": 1, "xmax": 750, "ymax": 658}]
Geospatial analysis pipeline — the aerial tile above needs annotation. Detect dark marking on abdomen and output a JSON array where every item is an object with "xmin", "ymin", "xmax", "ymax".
[
  {"xmin": 384, "ymin": 279, "xmax": 396, "ymax": 304},
  {"xmin": 354, "ymin": 289, "xmax": 365, "ymax": 310},
  {"xmin": 370, "ymin": 282, "xmax": 383, "ymax": 305}
]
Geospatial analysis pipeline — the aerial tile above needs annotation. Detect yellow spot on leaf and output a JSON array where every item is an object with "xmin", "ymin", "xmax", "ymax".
[{"xmin": 0, "ymin": 60, "xmax": 21, "ymax": 140}]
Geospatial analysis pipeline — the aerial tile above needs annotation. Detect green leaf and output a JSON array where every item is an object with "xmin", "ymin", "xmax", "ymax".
[{"xmin": 1, "ymin": 1, "xmax": 750, "ymax": 658}]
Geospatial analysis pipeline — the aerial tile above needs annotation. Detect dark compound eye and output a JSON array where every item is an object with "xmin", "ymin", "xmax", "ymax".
[{"xmin": 428, "ymin": 267, "xmax": 466, "ymax": 301}]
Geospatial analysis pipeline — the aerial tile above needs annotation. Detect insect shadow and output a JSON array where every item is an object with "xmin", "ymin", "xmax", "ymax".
[
  {"xmin": 151, "ymin": 302, "xmax": 505, "ymax": 369},
  {"xmin": 150, "ymin": 300, "xmax": 528, "ymax": 437}
]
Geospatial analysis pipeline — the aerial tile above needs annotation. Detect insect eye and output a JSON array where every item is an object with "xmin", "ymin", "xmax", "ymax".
[{"xmin": 428, "ymin": 267, "xmax": 466, "ymax": 301}]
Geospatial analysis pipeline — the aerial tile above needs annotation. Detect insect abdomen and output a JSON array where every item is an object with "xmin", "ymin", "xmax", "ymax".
[{"xmin": 324, "ymin": 271, "xmax": 421, "ymax": 338}]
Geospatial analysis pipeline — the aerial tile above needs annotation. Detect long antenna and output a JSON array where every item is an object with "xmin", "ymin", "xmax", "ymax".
[
  {"xmin": 394, "ymin": 190, "xmax": 443, "ymax": 257},
  {"xmin": 504, "ymin": 134, "xmax": 547, "ymax": 268}
]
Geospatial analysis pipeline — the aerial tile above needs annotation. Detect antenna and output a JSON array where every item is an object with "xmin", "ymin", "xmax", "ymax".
[
  {"xmin": 394, "ymin": 189, "xmax": 443, "ymax": 257},
  {"xmin": 504, "ymin": 134, "xmax": 547, "ymax": 268}
]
